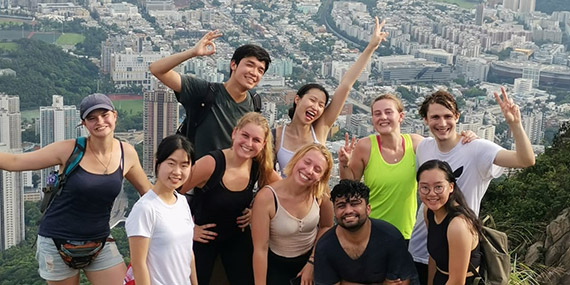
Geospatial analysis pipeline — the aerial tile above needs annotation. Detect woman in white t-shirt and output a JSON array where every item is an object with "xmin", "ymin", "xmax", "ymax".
[{"xmin": 126, "ymin": 135, "xmax": 197, "ymax": 285}]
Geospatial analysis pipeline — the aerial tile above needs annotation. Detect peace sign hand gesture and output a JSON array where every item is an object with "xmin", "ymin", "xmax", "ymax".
[
  {"xmin": 368, "ymin": 17, "xmax": 389, "ymax": 50},
  {"xmin": 191, "ymin": 30, "xmax": 223, "ymax": 57},
  {"xmin": 494, "ymin": 86, "xmax": 521, "ymax": 125},
  {"xmin": 338, "ymin": 132, "xmax": 357, "ymax": 168}
]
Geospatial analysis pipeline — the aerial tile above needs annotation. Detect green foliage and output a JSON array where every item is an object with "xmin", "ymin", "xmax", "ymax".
[
  {"xmin": 396, "ymin": 86, "xmax": 417, "ymax": 103},
  {"xmin": 462, "ymin": 87, "xmax": 486, "ymax": 98},
  {"xmin": 481, "ymin": 123, "xmax": 570, "ymax": 251},
  {"xmin": 0, "ymin": 38, "xmax": 99, "ymax": 109},
  {"xmin": 535, "ymin": 0, "xmax": 570, "ymax": 14},
  {"xmin": 0, "ymin": 202, "xmax": 43, "ymax": 284}
]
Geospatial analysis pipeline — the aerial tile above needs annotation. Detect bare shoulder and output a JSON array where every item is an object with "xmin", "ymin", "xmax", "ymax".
[
  {"xmin": 120, "ymin": 141, "xmax": 139, "ymax": 160},
  {"xmin": 410, "ymin": 133, "xmax": 424, "ymax": 147},
  {"xmin": 254, "ymin": 186, "xmax": 276, "ymax": 205},
  {"xmin": 355, "ymin": 136, "xmax": 371, "ymax": 153},
  {"xmin": 448, "ymin": 215, "xmax": 473, "ymax": 235}
]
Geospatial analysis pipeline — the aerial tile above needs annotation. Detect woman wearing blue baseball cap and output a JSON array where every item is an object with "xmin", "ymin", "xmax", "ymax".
[{"xmin": 0, "ymin": 93, "xmax": 151, "ymax": 285}]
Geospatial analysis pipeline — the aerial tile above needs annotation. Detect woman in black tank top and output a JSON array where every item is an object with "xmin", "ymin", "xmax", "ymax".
[
  {"xmin": 179, "ymin": 112, "xmax": 280, "ymax": 285},
  {"xmin": 0, "ymin": 94, "xmax": 152, "ymax": 285},
  {"xmin": 417, "ymin": 160, "xmax": 482, "ymax": 285}
]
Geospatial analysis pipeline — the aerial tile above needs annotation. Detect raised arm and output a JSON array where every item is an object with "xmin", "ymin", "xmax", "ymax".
[
  {"xmin": 492, "ymin": 87, "xmax": 536, "ymax": 168},
  {"xmin": 319, "ymin": 17, "xmax": 388, "ymax": 128},
  {"xmin": 149, "ymin": 30, "xmax": 222, "ymax": 92},
  {"xmin": 251, "ymin": 187, "xmax": 275, "ymax": 285},
  {"xmin": 0, "ymin": 139, "xmax": 73, "ymax": 172}
]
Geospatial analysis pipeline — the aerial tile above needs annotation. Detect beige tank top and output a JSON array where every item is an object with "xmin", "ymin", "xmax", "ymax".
[{"xmin": 266, "ymin": 185, "xmax": 320, "ymax": 257}]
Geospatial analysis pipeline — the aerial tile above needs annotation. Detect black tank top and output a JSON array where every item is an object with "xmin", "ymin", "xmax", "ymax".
[
  {"xmin": 192, "ymin": 149, "xmax": 259, "ymax": 242},
  {"xmin": 427, "ymin": 210, "xmax": 481, "ymax": 274},
  {"xmin": 39, "ymin": 141, "xmax": 124, "ymax": 240}
]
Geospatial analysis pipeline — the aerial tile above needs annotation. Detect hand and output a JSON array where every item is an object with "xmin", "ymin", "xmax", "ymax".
[
  {"xmin": 384, "ymin": 278, "xmax": 404, "ymax": 285},
  {"xmin": 236, "ymin": 208, "xmax": 251, "ymax": 229},
  {"xmin": 368, "ymin": 17, "xmax": 389, "ymax": 50},
  {"xmin": 296, "ymin": 262, "xmax": 314, "ymax": 285},
  {"xmin": 191, "ymin": 30, "xmax": 223, "ymax": 57},
  {"xmin": 494, "ymin": 86, "xmax": 521, "ymax": 125},
  {"xmin": 460, "ymin": 130, "xmax": 479, "ymax": 144},
  {"xmin": 193, "ymin": 224, "xmax": 217, "ymax": 243},
  {"xmin": 338, "ymin": 132, "xmax": 357, "ymax": 168}
]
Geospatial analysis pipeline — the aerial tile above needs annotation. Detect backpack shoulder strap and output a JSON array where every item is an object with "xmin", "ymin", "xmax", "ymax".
[
  {"xmin": 61, "ymin": 137, "xmax": 86, "ymax": 178},
  {"xmin": 250, "ymin": 90, "xmax": 261, "ymax": 113},
  {"xmin": 40, "ymin": 137, "xmax": 87, "ymax": 218},
  {"xmin": 186, "ymin": 83, "xmax": 217, "ymax": 141}
]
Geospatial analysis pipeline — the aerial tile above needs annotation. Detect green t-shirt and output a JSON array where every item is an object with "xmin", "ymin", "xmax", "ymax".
[
  {"xmin": 363, "ymin": 133, "xmax": 417, "ymax": 239},
  {"xmin": 175, "ymin": 75, "xmax": 255, "ymax": 158}
]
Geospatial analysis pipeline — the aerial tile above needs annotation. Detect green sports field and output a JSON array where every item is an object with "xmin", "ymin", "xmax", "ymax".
[
  {"xmin": 113, "ymin": 99, "xmax": 143, "ymax": 115},
  {"xmin": 433, "ymin": 0, "xmax": 478, "ymax": 9},
  {"xmin": 0, "ymin": 42, "xmax": 18, "ymax": 51},
  {"xmin": 56, "ymin": 33, "xmax": 85, "ymax": 46}
]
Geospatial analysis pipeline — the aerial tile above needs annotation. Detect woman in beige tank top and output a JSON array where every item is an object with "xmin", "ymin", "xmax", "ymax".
[{"xmin": 251, "ymin": 144, "xmax": 334, "ymax": 285}]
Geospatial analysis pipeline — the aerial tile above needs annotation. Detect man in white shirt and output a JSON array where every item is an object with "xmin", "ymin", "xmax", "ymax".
[{"xmin": 408, "ymin": 88, "xmax": 535, "ymax": 284}]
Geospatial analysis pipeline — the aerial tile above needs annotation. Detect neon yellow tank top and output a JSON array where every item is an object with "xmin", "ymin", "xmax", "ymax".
[{"xmin": 363, "ymin": 134, "xmax": 417, "ymax": 239}]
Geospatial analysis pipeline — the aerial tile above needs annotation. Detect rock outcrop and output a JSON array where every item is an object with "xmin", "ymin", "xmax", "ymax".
[{"xmin": 526, "ymin": 208, "xmax": 570, "ymax": 284}]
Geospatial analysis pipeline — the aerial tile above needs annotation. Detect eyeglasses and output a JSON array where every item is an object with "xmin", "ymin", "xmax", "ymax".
[{"xmin": 419, "ymin": 185, "xmax": 446, "ymax": 195}]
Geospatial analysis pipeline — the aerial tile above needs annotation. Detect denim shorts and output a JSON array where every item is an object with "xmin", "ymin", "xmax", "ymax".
[{"xmin": 35, "ymin": 235, "xmax": 124, "ymax": 281}]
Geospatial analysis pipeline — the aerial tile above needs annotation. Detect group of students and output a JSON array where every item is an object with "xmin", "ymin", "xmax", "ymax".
[{"xmin": 0, "ymin": 17, "xmax": 537, "ymax": 285}]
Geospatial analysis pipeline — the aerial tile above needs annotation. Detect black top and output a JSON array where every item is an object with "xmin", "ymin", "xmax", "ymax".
[
  {"xmin": 427, "ymin": 210, "xmax": 481, "ymax": 282},
  {"xmin": 314, "ymin": 218, "xmax": 418, "ymax": 284},
  {"xmin": 192, "ymin": 149, "xmax": 259, "ymax": 241},
  {"xmin": 39, "ymin": 142, "xmax": 124, "ymax": 240}
]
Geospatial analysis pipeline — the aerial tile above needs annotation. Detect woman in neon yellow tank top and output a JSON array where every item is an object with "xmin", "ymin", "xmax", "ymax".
[{"xmin": 338, "ymin": 94, "xmax": 476, "ymax": 241}]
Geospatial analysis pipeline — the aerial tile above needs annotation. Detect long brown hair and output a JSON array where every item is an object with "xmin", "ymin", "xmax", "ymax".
[{"xmin": 234, "ymin": 112, "xmax": 274, "ymax": 187}]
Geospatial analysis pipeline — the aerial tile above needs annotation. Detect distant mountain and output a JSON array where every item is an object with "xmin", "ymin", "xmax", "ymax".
[
  {"xmin": 535, "ymin": 0, "xmax": 570, "ymax": 14},
  {"xmin": 0, "ymin": 38, "xmax": 99, "ymax": 110}
]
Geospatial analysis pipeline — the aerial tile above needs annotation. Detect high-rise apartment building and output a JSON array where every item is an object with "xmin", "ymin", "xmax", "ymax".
[
  {"xmin": 39, "ymin": 95, "xmax": 81, "ymax": 188},
  {"xmin": 475, "ymin": 4, "xmax": 484, "ymax": 26},
  {"xmin": 503, "ymin": 0, "xmax": 520, "ymax": 11},
  {"xmin": 522, "ymin": 111, "xmax": 544, "ymax": 145},
  {"xmin": 0, "ymin": 94, "xmax": 21, "ymax": 149},
  {"xmin": 0, "ymin": 94, "xmax": 24, "ymax": 250},
  {"xmin": 142, "ymin": 85, "xmax": 179, "ymax": 175},
  {"xmin": 518, "ymin": 0, "xmax": 535, "ymax": 13}
]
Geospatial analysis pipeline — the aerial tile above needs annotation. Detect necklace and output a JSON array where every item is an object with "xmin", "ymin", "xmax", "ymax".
[{"xmin": 89, "ymin": 139, "xmax": 113, "ymax": 175}]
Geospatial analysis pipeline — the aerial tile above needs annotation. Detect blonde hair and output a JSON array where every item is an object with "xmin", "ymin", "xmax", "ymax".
[
  {"xmin": 283, "ymin": 143, "xmax": 333, "ymax": 200},
  {"xmin": 370, "ymin": 94, "xmax": 404, "ymax": 113},
  {"xmin": 234, "ymin": 112, "xmax": 274, "ymax": 188}
]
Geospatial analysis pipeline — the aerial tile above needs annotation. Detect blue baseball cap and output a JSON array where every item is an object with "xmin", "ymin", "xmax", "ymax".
[{"xmin": 80, "ymin": 93, "xmax": 115, "ymax": 120}]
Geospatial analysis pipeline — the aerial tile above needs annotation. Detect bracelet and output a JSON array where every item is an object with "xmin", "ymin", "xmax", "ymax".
[{"xmin": 307, "ymin": 259, "xmax": 314, "ymax": 265}]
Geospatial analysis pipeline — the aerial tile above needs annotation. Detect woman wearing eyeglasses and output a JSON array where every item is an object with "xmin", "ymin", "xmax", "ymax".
[{"xmin": 417, "ymin": 159, "xmax": 481, "ymax": 285}]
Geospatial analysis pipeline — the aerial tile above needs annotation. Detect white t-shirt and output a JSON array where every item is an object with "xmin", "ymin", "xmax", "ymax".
[
  {"xmin": 126, "ymin": 190, "xmax": 194, "ymax": 285},
  {"xmin": 408, "ymin": 138, "xmax": 504, "ymax": 264}
]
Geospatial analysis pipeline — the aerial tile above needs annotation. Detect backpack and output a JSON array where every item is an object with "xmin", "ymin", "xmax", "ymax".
[
  {"xmin": 39, "ymin": 137, "xmax": 87, "ymax": 214},
  {"xmin": 471, "ymin": 215, "xmax": 511, "ymax": 285},
  {"xmin": 176, "ymin": 82, "xmax": 262, "ymax": 143}
]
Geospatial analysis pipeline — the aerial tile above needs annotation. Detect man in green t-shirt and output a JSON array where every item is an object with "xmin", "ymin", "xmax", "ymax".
[{"xmin": 150, "ymin": 30, "xmax": 271, "ymax": 158}]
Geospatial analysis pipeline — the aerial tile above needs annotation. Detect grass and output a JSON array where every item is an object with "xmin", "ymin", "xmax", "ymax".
[
  {"xmin": 56, "ymin": 33, "xmax": 85, "ymax": 46},
  {"xmin": 0, "ymin": 42, "xmax": 18, "ymax": 51},
  {"xmin": 433, "ymin": 0, "xmax": 478, "ymax": 9},
  {"xmin": 21, "ymin": 109, "xmax": 40, "ymax": 121},
  {"xmin": 113, "ymin": 99, "xmax": 143, "ymax": 115}
]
